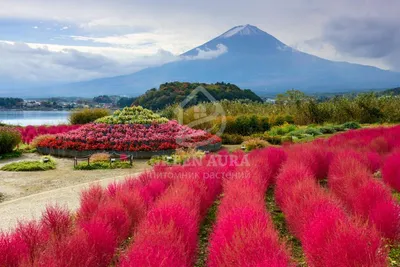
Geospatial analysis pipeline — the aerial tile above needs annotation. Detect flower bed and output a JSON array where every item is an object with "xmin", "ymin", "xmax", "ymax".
[{"xmin": 36, "ymin": 121, "xmax": 221, "ymax": 156}]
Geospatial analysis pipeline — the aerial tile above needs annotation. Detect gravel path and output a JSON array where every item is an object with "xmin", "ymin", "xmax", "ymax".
[
  {"xmin": 0, "ymin": 173, "xmax": 139, "ymax": 232},
  {"xmin": 0, "ymin": 153, "xmax": 150, "ymax": 232},
  {"xmin": 0, "ymin": 153, "xmax": 150, "ymax": 202}
]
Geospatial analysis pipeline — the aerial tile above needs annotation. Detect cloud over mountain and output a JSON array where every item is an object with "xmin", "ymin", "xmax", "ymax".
[{"xmin": 322, "ymin": 17, "xmax": 400, "ymax": 71}]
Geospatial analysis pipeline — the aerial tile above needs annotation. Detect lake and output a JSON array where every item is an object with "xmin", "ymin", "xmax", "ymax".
[{"xmin": 0, "ymin": 111, "xmax": 71, "ymax": 126}]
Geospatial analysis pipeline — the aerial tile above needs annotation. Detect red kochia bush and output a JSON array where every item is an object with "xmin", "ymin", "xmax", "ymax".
[
  {"xmin": 18, "ymin": 125, "xmax": 81, "ymax": 144},
  {"xmin": 382, "ymin": 151, "xmax": 400, "ymax": 192},
  {"xmin": 276, "ymin": 155, "xmax": 387, "ymax": 266},
  {"xmin": 285, "ymin": 143, "xmax": 332, "ymax": 179},
  {"xmin": 208, "ymin": 208, "xmax": 290, "ymax": 267},
  {"xmin": 0, "ymin": 232, "xmax": 28, "ymax": 267},
  {"xmin": 329, "ymin": 152, "xmax": 400, "ymax": 241},
  {"xmin": 207, "ymin": 149, "xmax": 291, "ymax": 267},
  {"xmin": 38, "ymin": 221, "xmax": 117, "ymax": 267},
  {"xmin": 120, "ymin": 182, "xmax": 205, "ymax": 266},
  {"xmin": 10, "ymin": 221, "xmax": 49, "ymax": 266},
  {"xmin": 303, "ymin": 211, "xmax": 386, "ymax": 267},
  {"xmin": 120, "ymin": 154, "xmax": 230, "ymax": 267},
  {"xmin": 41, "ymin": 205, "xmax": 72, "ymax": 241}
]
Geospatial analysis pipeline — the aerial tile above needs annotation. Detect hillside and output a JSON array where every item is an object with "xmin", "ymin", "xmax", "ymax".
[
  {"xmin": 132, "ymin": 82, "xmax": 262, "ymax": 110},
  {"xmin": 381, "ymin": 87, "xmax": 400, "ymax": 96}
]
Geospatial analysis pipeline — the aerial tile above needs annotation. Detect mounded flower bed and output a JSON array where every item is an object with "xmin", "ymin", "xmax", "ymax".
[{"xmin": 36, "ymin": 107, "xmax": 221, "ymax": 158}]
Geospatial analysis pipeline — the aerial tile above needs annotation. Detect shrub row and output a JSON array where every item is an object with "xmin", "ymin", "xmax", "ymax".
[
  {"xmin": 275, "ymin": 144, "xmax": 387, "ymax": 266},
  {"xmin": 207, "ymin": 148, "xmax": 291, "ymax": 266},
  {"xmin": 264, "ymin": 122, "xmax": 361, "ymax": 145},
  {"xmin": 165, "ymin": 90, "xmax": 400, "ymax": 126},
  {"xmin": 120, "ymin": 153, "xmax": 234, "ymax": 266},
  {"xmin": 212, "ymin": 115, "xmax": 271, "ymax": 136}
]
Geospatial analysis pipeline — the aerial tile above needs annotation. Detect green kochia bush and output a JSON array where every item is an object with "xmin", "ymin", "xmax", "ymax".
[
  {"xmin": 319, "ymin": 126, "xmax": 337, "ymax": 134},
  {"xmin": 0, "ymin": 151, "xmax": 22, "ymax": 160},
  {"xmin": 242, "ymin": 138, "xmax": 269, "ymax": 152},
  {"xmin": 69, "ymin": 108, "xmax": 110, "ymax": 125},
  {"xmin": 221, "ymin": 134, "xmax": 244, "ymax": 145},
  {"xmin": 304, "ymin": 127, "xmax": 323, "ymax": 136},
  {"xmin": 268, "ymin": 124, "xmax": 298, "ymax": 136},
  {"xmin": 0, "ymin": 126, "xmax": 21, "ymax": 154},
  {"xmin": 74, "ymin": 160, "xmax": 132, "ymax": 170},
  {"xmin": 342, "ymin": 121, "xmax": 361, "ymax": 130},
  {"xmin": 332, "ymin": 125, "xmax": 346, "ymax": 132},
  {"xmin": 1, "ymin": 156, "xmax": 56, "ymax": 171}
]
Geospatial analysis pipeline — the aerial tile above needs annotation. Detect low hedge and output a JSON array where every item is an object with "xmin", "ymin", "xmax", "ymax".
[
  {"xmin": 214, "ymin": 115, "xmax": 270, "ymax": 136},
  {"xmin": 74, "ymin": 160, "xmax": 132, "ymax": 170},
  {"xmin": 1, "ymin": 156, "xmax": 56, "ymax": 171},
  {"xmin": 221, "ymin": 133, "xmax": 244, "ymax": 145},
  {"xmin": 0, "ymin": 150, "xmax": 22, "ymax": 160}
]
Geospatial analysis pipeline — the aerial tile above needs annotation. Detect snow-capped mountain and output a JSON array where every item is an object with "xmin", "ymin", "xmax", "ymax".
[
  {"xmin": 218, "ymin": 24, "xmax": 267, "ymax": 38},
  {"xmin": 46, "ymin": 25, "xmax": 400, "ymax": 96},
  {"xmin": 182, "ymin": 24, "xmax": 287, "ymax": 57}
]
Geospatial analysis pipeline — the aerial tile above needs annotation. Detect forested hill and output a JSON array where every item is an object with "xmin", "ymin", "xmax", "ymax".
[
  {"xmin": 0, "ymin": 98, "xmax": 23, "ymax": 109},
  {"xmin": 381, "ymin": 87, "xmax": 400, "ymax": 95},
  {"xmin": 132, "ymin": 82, "xmax": 263, "ymax": 110}
]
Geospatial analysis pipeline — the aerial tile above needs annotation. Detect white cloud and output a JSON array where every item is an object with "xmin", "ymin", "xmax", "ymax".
[
  {"xmin": 0, "ymin": 41, "xmax": 179, "ymax": 86},
  {"xmin": 183, "ymin": 44, "xmax": 228, "ymax": 60},
  {"xmin": 293, "ymin": 40, "xmax": 390, "ymax": 70},
  {"xmin": 71, "ymin": 30, "xmax": 203, "ymax": 55}
]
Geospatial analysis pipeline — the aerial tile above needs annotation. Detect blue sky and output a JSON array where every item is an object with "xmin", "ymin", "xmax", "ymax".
[{"xmin": 0, "ymin": 0, "xmax": 399, "ymax": 88}]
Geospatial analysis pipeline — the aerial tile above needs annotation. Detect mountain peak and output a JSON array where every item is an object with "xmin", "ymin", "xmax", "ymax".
[{"xmin": 218, "ymin": 24, "xmax": 265, "ymax": 38}]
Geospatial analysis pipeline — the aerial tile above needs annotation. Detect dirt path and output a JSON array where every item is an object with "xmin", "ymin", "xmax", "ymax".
[
  {"xmin": 0, "ymin": 153, "xmax": 151, "ymax": 231},
  {"xmin": 0, "ymin": 153, "xmax": 151, "ymax": 202},
  {"xmin": 0, "ymin": 174, "xmax": 140, "ymax": 232}
]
